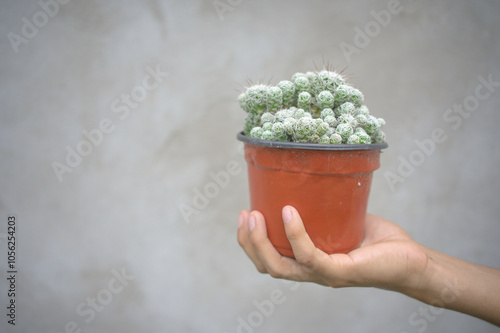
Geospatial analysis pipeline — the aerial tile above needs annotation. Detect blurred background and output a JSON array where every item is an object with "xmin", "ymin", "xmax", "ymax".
[{"xmin": 1, "ymin": 0, "xmax": 499, "ymax": 332}]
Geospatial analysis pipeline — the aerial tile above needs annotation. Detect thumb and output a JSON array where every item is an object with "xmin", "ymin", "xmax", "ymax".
[
  {"xmin": 282, "ymin": 206, "xmax": 320, "ymax": 268},
  {"xmin": 283, "ymin": 206, "xmax": 355, "ymax": 287}
]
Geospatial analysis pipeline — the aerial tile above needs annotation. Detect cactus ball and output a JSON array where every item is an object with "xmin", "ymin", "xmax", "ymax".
[
  {"xmin": 261, "ymin": 112, "xmax": 275, "ymax": 124},
  {"xmin": 316, "ymin": 91, "xmax": 334, "ymax": 109},
  {"xmin": 330, "ymin": 133, "xmax": 343, "ymax": 144},
  {"xmin": 347, "ymin": 134, "xmax": 361, "ymax": 144},
  {"xmin": 250, "ymin": 127, "xmax": 263, "ymax": 139}
]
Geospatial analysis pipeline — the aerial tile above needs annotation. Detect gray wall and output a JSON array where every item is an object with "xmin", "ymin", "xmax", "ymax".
[{"xmin": 1, "ymin": 0, "xmax": 499, "ymax": 332}]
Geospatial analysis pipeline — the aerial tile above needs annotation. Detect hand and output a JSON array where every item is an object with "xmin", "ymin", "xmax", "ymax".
[
  {"xmin": 237, "ymin": 205, "xmax": 431, "ymax": 292},
  {"xmin": 238, "ymin": 206, "xmax": 500, "ymax": 325}
]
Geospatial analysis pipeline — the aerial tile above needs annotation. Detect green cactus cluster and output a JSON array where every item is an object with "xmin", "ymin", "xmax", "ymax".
[{"xmin": 239, "ymin": 70, "xmax": 386, "ymax": 144}]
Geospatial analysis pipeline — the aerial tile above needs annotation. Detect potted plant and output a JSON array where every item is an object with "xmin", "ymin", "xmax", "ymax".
[{"xmin": 237, "ymin": 68, "xmax": 388, "ymax": 257}]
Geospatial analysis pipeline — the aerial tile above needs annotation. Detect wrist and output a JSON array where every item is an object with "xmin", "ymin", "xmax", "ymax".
[
  {"xmin": 399, "ymin": 246, "xmax": 500, "ymax": 326},
  {"xmin": 393, "ymin": 243, "xmax": 439, "ymax": 302},
  {"xmin": 405, "ymin": 247, "xmax": 461, "ymax": 306}
]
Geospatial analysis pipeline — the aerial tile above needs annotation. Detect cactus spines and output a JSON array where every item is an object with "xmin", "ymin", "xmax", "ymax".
[
  {"xmin": 330, "ymin": 133, "xmax": 343, "ymax": 144},
  {"xmin": 324, "ymin": 115, "xmax": 337, "ymax": 127},
  {"xmin": 334, "ymin": 85, "xmax": 364, "ymax": 108},
  {"xmin": 294, "ymin": 108, "xmax": 306, "ymax": 119},
  {"xmin": 318, "ymin": 70, "xmax": 344, "ymax": 93},
  {"xmin": 349, "ymin": 87, "xmax": 364, "ymax": 107},
  {"xmin": 320, "ymin": 108, "xmax": 334, "ymax": 119},
  {"xmin": 275, "ymin": 110, "xmax": 290, "ymax": 123},
  {"xmin": 347, "ymin": 134, "xmax": 361, "ymax": 144},
  {"xmin": 310, "ymin": 73, "xmax": 323, "ymax": 96},
  {"xmin": 357, "ymin": 105, "xmax": 370, "ymax": 117},
  {"xmin": 333, "ymin": 85, "xmax": 350, "ymax": 107},
  {"xmin": 337, "ymin": 102, "xmax": 356, "ymax": 116},
  {"xmin": 316, "ymin": 90, "xmax": 334, "ymax": 109},
  {"xmin": 239, "ymin": 68, "xmax": 386, "ymax": 144},
  {"xmin": 297, "ymin": 91, "xmax": 312, "ymax": 111},
  {"xmin": 238, "ymin": 93, "xmax": 249, "ymax": 113},
  {"xmin": 372, "ymin": 130, "xmax": 386, "ymax": 143},
  {"xmin": 362, "ymin": 115, "xmax": 380, "ymax": 136},
  {"xmin": 336, "ymin": 123, "xmax": 354, "ymax": 143},
  {"xmin": 315, "ymin": 120, "xmax": 330, "ymax": 137},
  {"xmin": 357, "ymin": 131, "xmax": 372, "ymax": 144},
  {"xmin": 261, "ymin": 130, "xmax": 273, "ymax": 141},
  {"xmin": 261, "ymin": 112, "xmax": 275, "ymax": 124},
  {"xmin": 250, "ymin": 127, "xmax": 263, "ymax": 139},
  {"xmin": 293, "ymin": 75, "xmax": 311, "ymax": 93},
  {"xmin": 319, "ymin": 135, "xmax": 330, "ymax": 144},
  {"xmin": 305, "ymin": 71, "xmax": 317, "ymax": 81},
  {"xmin": 310, "ymin": 134, "xmax": 320, "ymax": 143},
  {"xmin": 262, "ymin": 122, "xmax": 273, "ymax": 132},
  {"xmin": 338, "ymin": 114, "xmax": 357, "ymax": 128},
  {"xmin": 245, "ymin": 84, "xmax": 267, "ymax": 114},
  {"xmin": 265, "ymin": 86, "xmax": 283, "ymax": 113},
  {"xmin": 272, "ymin": 122, "xmax": 287, "ymax": 141},
  {"xmin": 244, "ymin": 113, "xmax": 258, "ymax": 135},
  {"xmin": 291, "ymin": 72, "xmax": 306, "ymax": 82},
  {"xmin": 277, "ymin": 80, "xmax": 295, "ymax": 108},
  {"xmin": 295, "ymin": 117, "xmax": 315, "ymax": 141},
  {"xmin": 283, "ymin": 118, "xmax": 297, "ymax": 135}
]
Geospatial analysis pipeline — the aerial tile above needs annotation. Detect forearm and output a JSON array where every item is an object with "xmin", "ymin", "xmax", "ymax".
[{"xmin": 404, "ymin": 245, "xmax": 500, "ymax": 326}]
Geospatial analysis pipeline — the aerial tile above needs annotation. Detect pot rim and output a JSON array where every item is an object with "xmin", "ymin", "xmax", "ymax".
[{"xmin": 237, "ymin": 132, "xmax": 388, "ymax": 151}]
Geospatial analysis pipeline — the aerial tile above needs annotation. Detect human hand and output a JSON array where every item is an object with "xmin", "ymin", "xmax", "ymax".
[{"xmin": 237, "ymin": 206, "xmax": 431, "ymax": 293}]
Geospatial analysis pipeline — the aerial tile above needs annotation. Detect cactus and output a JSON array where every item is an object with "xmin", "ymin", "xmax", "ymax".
[
  {"xmin": 245, "ymin": 85, "xmax": 267, "ymax": 114},
  {"xmin": 261, "ymin": 112, "xmax": 275, "ymax": 124},
  {"xmin": 238, "ymin": 93, "xmax": 249, "ymax": 113},
  {"xmin": 316, "ymin": 121, "xmax": 330, "ymax": 137},
  {"xmin": 293, "ymin": 76, "xmax": 310, "ymax": 93},
  {"xmin": 319, "ymin": 135, "xmax": 330, "ymax": 144},
  {"xmin": 337, "ymin": 102, "xmax": 356, "ymax": 116},
  {"xmin": 266, "ymin": 86, "xmax": 283, "ymax": 113},
  {"xmin": 262, "ymin": 122, "xmax": 273, "ymax": 132},
  {"xmin": 347, "ymin": 134, "xmax": 361, "ymax": 144},
  {"xmin": 316, "ymin": 91, "xmax": 334, "ymax": 109},
  {"xmin": 250, "ymin": 126, "xmax": 263, "ymax": 139},
  {"xmin": 297, "ymin": 91, "xmax": 312, "ymax": 111},
  {"xmin": 239, "ymin": 68, "xmax": 386, "ymax": 144},
  {"xmin": 283, "ymin": 118, "xmax": 297, "ymax": 135},
  {"xmin": 324, "ymin": 115, "xmax": 337, "ymax": 127},
  {"xmin": 336, "ymin": 123, "xmax": 354, "ymax": 143},
  {"xmin": 261, "ymin": 130, "xmax": 274, "ymax": 141},
  {"xmin": 330, "ymin": 133, "xmax": 342, "ymax": 144},
  {"xmin": 294, "ymin": 117, "xmax": 316, "ymax": 142},
  {"xmin": 278, "ymin": 80, "xmax": 295, "ymax": 108},
  {"xmin": 244, "ymin": 113, "xmax": 258, "ymax": 135},
  {"xmin": 320, "ymin": 108, "xmax": 334, "ymax": 119},
  {"xmin": 271, "ymin": 122, "xmax": 287, "ymax": 141}
]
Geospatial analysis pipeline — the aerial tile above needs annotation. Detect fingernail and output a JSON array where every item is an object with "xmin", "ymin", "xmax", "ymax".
[
  {"xmin": 249, "ymin": 214, "xmax": 256, "ymax": 231},
  {"xmin": 283, "ymin": 206, "xmax": 293, "ymax": 224}
]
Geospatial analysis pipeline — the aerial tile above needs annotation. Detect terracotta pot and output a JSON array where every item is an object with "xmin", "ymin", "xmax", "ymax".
[{"xmin": 237, "ymin": 132, "xmax": 388, "ymax": 257}]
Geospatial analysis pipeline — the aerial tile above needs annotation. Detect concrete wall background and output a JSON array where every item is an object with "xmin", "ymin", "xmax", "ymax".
[{"xmin": 1, "ymin": 0, "xmax": 499, "ymax": 332}]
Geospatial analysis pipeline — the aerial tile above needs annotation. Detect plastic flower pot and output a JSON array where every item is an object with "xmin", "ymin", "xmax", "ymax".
[{"xmin": 237, "ymin": 132, "xmax": 388, "ymax": 258}]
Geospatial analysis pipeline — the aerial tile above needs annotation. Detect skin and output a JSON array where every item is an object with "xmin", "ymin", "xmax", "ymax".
[{"xmin": 237, "ymin": 205, "xmax": 500, "ymax": 326}]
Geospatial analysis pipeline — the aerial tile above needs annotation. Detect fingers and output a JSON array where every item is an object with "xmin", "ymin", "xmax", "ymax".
[
  {"xmin": 237, "ymin": 209, "xmax": 308, "ymax": 280},
  {"xmin": 237, "ymin": 210, "xmax": 267, "ymax": 273},
  {"xmin": 238, "ymin": 208, "xmax": 403, "ymax": 289},
  {"xmin": 282, "ymin": 206, "xmax": 336, "ymax": 282},
  {"xmin": 237, "ymin": 207, "xmax": 333, "ymax": 285},
  {"xmin": 282, "ymin": 206, "xmax": 323, "ymax": 270},
  {"xmin": 247, "ymin": 210, "xmax": 300, "ymax": 279}
]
